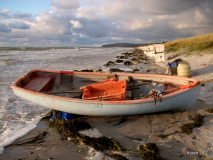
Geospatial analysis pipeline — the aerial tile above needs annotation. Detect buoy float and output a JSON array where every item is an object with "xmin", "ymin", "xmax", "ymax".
[{"xmin": 177, "ymin": 61, "xmax": 191, "ymax": 77}]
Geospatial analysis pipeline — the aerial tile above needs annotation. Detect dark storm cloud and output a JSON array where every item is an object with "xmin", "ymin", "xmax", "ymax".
[
  {"xmin": 0, "ymin": 23, "xmax": 12, "ymax": 33},
  {"xmin": 8, "ymin": 21, "xmax": 30, "ymax": 29},
  {"xmin": 13, "ymin": 11, "xmax": 33, "ymax": 19},
  {"xmin": 0, "ymin": 10, "xmax": 33, "ymax": 20}
]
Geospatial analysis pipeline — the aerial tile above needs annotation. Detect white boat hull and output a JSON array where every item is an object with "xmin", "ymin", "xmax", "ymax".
[{"xmin": 12, "ymin": 82, "xmax": 201, "ymax": 116}]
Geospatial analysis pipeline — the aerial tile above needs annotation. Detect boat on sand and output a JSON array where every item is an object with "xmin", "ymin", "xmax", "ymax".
[{"xmin": 11, "ymin": 69, "xmax": 202, "ymax": 116}]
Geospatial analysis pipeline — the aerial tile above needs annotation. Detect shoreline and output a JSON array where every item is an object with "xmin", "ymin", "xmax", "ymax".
[{"xmin": 1, "ymin": 50, "xmax": 213, "ymax": 160}]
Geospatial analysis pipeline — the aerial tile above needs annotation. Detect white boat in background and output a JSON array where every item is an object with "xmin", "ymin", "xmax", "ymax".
[{"xmin": 11, "ymin": 69, "xmax": 201, "ymax": 116}]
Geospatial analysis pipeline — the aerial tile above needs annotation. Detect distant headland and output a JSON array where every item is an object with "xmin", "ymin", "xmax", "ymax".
[{"xmin": 101, "ymin": 43, "xmax": 147, "ymax": 47}]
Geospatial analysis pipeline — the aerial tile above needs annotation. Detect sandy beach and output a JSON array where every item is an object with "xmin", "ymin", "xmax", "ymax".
[{"xmin": 0, "ymin": 51, "xmax": 213, "ymax": 160}]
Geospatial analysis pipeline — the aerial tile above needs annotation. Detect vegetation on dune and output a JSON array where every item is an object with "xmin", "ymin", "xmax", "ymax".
[{"xmin": 164, "ymin": 32, "xmax": 213, "ymax": 55}]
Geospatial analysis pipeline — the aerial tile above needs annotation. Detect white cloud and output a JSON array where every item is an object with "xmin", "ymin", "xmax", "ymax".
[
  {"xmin": 70, "ymin": 20, "xmax": 83, "ymax": 28},
  {"xmin": 111, "ymin": 37, "xmax": 122, "ymax": 40},
  {"xmin": 51, "ymin": 0, "xmax": 79, "ymax": 10},
  {"xmin": 76, "ymin": 8, "xmax": 97, "ymax": 21},
  {"xmin": 1, "ymin": 9, "xmax": 10, "ymax": 13}
]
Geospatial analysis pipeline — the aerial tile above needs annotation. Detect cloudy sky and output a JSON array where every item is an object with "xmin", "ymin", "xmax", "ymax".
[{"xmin": 0, "ymin": 0, "xmax": 213, "ymax": 47}]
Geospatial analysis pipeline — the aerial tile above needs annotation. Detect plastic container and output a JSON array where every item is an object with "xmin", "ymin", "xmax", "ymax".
[
  {"xmin": 81, "ymin": 79, "xmax": 126, "ymax": 100},
  {"xmin": 50, "ymin": 111, "xmax": 72, "ymax": 120},
  {"xmin": 177, "ymin": 61, "xmax": 191, "ymax": 77},
  {"xmin": 168, "ymin": 62, "xmax": 178, "ymax": 67},
  {"xmin": 80, "ymin": 77, "xmax": 117, "ymax": 90},
  {"xmin": 60, "ymin": 112, "xmax": 72, "ymax": 120}
]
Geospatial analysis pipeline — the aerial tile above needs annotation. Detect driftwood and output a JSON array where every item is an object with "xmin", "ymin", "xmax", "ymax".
[{"xmin": 12, "ymin": 131, "xmax": 47, "ymax": 146}]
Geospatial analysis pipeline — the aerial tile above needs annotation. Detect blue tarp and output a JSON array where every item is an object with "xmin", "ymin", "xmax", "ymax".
[
  {"xmin": 50, "ymin": 111, "xmax": 72, "ymax": 120},
  {"xmin": 168, "ymin": 62, "xmax": 178, "ymax": 67}
]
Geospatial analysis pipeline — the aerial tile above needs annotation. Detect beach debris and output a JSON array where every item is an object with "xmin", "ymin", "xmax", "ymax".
[
  {"xmin": 131, "ymin": 60, "xmax": 138, "ymax": 65},
  {"xmin": 12, "ymin": 131, "xmax": 48, "ymax": 146},
  {"xmin": 48, "ymin": 118, "xmax": 91, "ymax": 141},
  {"xmin": 48, "ymin": 118, "xmax": 125, "ymax": 152},
  {"xmin": 116, "ymin": 56, "xmax": 125, "ymax": 59},
  {"xmin": 108, "ymin": 153, "xmax": 128, "ymax": 160},
  {"xmin": 109, "ymin": 68, "xmax": 125, "ymax": 72},
  {"xmin": 116, "ymin": 59, "xmax": 124, "ymax": 63},
  {"xmin": 79, "ymin": 128, "xmax": 102, "ymax": 138},
  {"xmin": 81, "ymin": 69, "xmax": 93, "ymax": 72},
  {"xmin": 146, "ymin": 70, "xmax": 151, "ymax": 73},
  {"xmin": 206, "ymin": 108, "xmax": 213, "ymax": 113},
  {"xmin": 132, "ymin": 68, "xmax": 139, "ymax": 72},
  {"xmin": 43, "ymin": 109, "xmax": 54, "ymax": 119},
  {"xmin": 122, "ymin": 52, "xmax": 133, "ymax": 57},
  {"xmin": 105, "ymin": 61, "xmax": 115, "ymax": 67},
  {"xmin": 83, "ymin": 136, "xmax": 124, "ymax": 152},
  {"xmin": 124, "ymin": 61, "xmax": 132, "ymax": 65},
  {"xmin": 92, "ymin": 68, "xmax": 103, "ymax": 72},
  {"xmin": 124, "ymin": 54, "xmax": 129, "ymax": 59},
  {"xmin": 137, "ymin": 143, "xmax": 166, "ymax": 160}
]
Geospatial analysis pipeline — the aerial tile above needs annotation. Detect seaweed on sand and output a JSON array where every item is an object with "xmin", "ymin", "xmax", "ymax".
[
  {"xmin": 156, "ymin": 131, "xmax": 179, "ymax": 138},
  {"xmin": 108, "ymin": 153, "xmax": 128, "ymax": 160},
  {"xmin": 138, "ymin": 143, "xmax": 166, "ymax": 160},
  {"xmin": 157, "ymin": 114, "xmax": 204, "ymax": 138},
  {"xmin": 43, "ymin": 109, "xmax": 54, "ymax": 119},
  {"xmin": 82, "ymin": 136, "xmax": 124, "ymax": 151},
  {"xmin": 206, "ymin": 108, "xmax": 213, "ymax": 113},
  {"xmin": 48, "ymin": 118, "xmax": 125, "ymax": 152},
  {"xmin": 180, "ymin": 114, "xmax": 204, "ymax": 134},
  {"xmin": 48, "ymin": 118, "xmax": 91, "ymax": 142}
]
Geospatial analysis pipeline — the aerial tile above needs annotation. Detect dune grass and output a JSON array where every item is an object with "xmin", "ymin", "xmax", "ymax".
[{"xmin": 164, "ymin": 32, "xmax": 213, "ymax": 55}]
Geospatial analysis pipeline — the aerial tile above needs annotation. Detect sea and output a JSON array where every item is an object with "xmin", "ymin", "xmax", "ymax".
[{"xmin": 0, "ymin": 47, "xmax": 134, "ymax": 154}]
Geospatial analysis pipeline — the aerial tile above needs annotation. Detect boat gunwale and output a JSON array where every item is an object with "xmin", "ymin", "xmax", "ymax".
[{"xmin": 11, "ymin": 69, "xmax": 201, "ymax": 105}]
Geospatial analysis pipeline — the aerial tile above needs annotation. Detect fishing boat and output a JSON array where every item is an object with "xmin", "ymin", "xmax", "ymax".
[{"xmin": 11, "ymin": 69, "xmax": 202, "ymax": 116}]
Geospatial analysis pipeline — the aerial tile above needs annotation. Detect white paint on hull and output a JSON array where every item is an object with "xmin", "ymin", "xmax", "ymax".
[{"xmin": 12, "ymin": 84, "xmax": 201, "ymax": 116}]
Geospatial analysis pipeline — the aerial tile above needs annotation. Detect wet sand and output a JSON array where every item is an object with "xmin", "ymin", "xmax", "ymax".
[{"xmin": 1, "ymin": 52, "xmax": 213, "ymax": 160}]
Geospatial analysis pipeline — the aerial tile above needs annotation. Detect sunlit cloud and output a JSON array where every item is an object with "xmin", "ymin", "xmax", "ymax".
[{"xmin": 70, "ymin": 20, "xmax": 83, "ymax": 28}]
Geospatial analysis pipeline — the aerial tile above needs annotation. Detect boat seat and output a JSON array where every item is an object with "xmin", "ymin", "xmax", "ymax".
[
  {"xmin": 117, "ymin": 76, "xmax": 131, "ymax": 82},
  {"xmin": 23, "ymin": 77, "xmax": 53, "ymax": 92}
]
